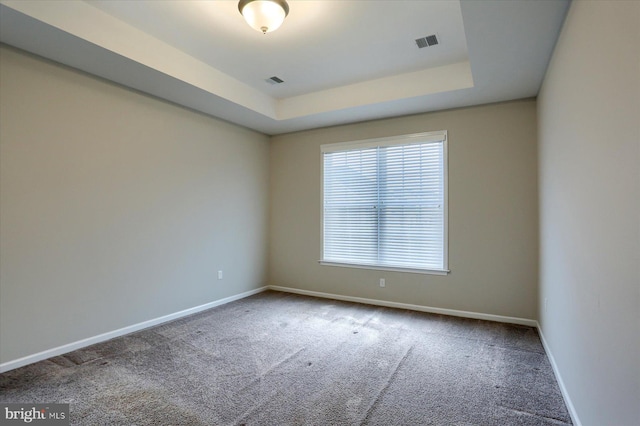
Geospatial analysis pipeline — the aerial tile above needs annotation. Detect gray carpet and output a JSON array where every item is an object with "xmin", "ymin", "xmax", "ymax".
[{"xmin": 1, "ymin": 290, "xmax": 572, "ymax": 425}]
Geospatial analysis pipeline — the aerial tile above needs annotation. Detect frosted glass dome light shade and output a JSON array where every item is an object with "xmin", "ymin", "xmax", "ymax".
[{"xmin": 238, "ymin": 0, "xmax": 289, "ymax": 34}]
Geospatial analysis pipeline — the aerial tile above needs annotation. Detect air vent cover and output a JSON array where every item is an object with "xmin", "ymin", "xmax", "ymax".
[
  {"xmin": 415, "ymin": 34, "xmax": 439, "ymax": 49},
  {"xmin": 266, "ymin": 76, "xmax": 285, "ymax": 85}
]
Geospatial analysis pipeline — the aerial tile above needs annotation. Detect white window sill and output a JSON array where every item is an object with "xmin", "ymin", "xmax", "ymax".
[{"xmin": 318, "ymin": 260, "xmax": 450, "ymax": 276}]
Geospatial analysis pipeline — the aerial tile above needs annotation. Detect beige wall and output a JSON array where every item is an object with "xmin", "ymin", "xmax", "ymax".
[
  {"xmin": 269, "ymin": 99, "xmax": 539, "ymax": 319},
  {"xmin": 538, "ymin": 1, "xmax": 640, "ymax": 425},
  {"xmin": 0, "ymin": 46, "xmax": 270, "ymax": 364}
]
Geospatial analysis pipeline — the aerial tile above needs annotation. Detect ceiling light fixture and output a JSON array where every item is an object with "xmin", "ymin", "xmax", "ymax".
[{"xmin": 238, "ymin": 0, "xmax": 289, "ymax": 34}]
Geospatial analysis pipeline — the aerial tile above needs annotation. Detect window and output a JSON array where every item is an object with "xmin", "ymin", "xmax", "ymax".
[{"xmin": 321, "ymin": 131, "xmax": 448, "ymax": 275}]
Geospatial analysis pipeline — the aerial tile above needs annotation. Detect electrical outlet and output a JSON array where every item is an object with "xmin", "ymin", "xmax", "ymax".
[
  {"xmin": 544, "ymin": 297, "xmax": 548, "ymax": 313},
  {"xmin": 218, "ymin": 270, "xmax": 223, "ymax": 280},
  {"xmin": 379, "ymin": 278, "xmax": 385, "ymax": 288}
]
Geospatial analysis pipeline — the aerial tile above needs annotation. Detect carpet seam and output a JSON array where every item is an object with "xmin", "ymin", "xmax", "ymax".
[
  {"xmin": 359, "ymin": 344, "xmax": 415, "ymax": 425},
  {"xmin": 498, "ymin": 405, "xmax": 573, "ymax": 425},
  {"xmin": 236, "ymin": 347, "xmax": 307, "ymax": 394}
]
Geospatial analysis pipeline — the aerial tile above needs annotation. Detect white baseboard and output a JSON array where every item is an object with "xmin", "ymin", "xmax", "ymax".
[
  {"xmin": 536, "ymin": 323, "xmax": 582, "ymax": 426},
  {"xmin": 0, "ymin": 286, "xmax": 268, "ymax": 373},
  {"xmin": 267, "ymin": 285, "xmax": 538, "ymax": 327}
]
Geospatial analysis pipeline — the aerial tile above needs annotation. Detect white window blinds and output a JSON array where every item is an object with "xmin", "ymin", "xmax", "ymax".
[{"xmin": 321, "ymin": 131, "xmax": 448, "ymax": 273}]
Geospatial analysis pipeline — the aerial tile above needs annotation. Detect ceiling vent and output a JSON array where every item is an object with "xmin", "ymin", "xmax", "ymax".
[
  {"xmin": 266, "ymin": 76, "xmax": 285, "ymax": 85},
  {"xmin": 415, "ymin": 34, "xmax": 439, "ymax": 49}
]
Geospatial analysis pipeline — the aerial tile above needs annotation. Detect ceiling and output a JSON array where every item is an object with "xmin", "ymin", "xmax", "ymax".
[{"xmin": 0, "ymin": 0, "xmax": 570, "ymax": 135}]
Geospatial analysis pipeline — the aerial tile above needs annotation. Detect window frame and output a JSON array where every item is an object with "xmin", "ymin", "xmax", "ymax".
[{"xmin": 319, "ymin": 131, "xmax": 449, "ymax": 276}]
